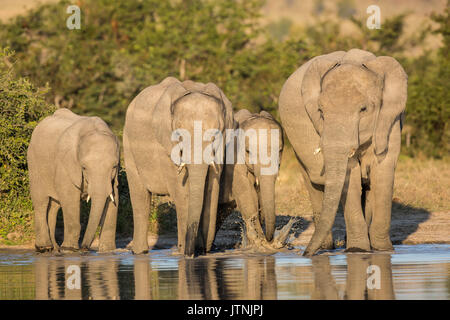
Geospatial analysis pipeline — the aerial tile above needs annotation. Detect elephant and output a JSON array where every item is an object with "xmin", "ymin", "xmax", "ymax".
[
  {"xmin": 278, "ymin": 49, "xmax": 407, "ymax": 256},
  {"xmin": 27, "ymin": 108, "xmax": 120, "ymax": 253},
  {"xmin": 217, "ymin": 109, "xmax": 284, "ymax": 247},
  {"xmin": 123, "ymin": 77, "xmax": 234, "ymax": 256}
]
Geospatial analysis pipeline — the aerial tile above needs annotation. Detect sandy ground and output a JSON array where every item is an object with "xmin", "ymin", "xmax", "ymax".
[{"xmin": 4, "ymin": 209, "xmax": 448, "ymax": 251}]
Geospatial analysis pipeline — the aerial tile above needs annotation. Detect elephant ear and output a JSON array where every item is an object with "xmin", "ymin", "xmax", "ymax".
[
  {"xmin": 363, "ymin": 56, "xmax": 408, "ymax": 156},
  {"xmin": 55, "ymin": 126, "xmax": 82, "ymax": 189},
  {"xmin": 301, "ymin": 54, "xmax": 344, "ymax": 135},
  {"xmin": 234, "ymin": 109, "xmax": 252, "ymax": 124},
  {"xmin": 151, "ymin": 82, "xmax": 188, "ymax": 153},
  {"xmin": 259, "ymin": 110, "xmax": 275, "ymax": 120}
]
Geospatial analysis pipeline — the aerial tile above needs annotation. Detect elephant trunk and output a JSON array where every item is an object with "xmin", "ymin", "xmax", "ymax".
[
  {"xmin": 303, "ymin": 117, "xmax": 358, "ymax": 256},
  {"xmin": 258, "ymin": 174, "xmax": 277, "ymax": 241},
  {"xmin": 184, "ymin": 164, "xmax": 208, "ymax": 257},
  {"xmin": 303, "ymin": 146, "xmax": 349, "ymax": 256},
  {"xmin": 81, "ymin": 178, "xmax": 113, "ymax": 249}
]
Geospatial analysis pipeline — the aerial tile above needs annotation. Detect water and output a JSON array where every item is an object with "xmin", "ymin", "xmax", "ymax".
[{"xmin": 0, "ymin": 244, "xmax": 448, "ymax": 300}]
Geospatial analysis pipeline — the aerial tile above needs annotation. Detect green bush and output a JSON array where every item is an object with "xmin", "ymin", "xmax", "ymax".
[{"xmin": 0, "ymin": 48, "xmax": 55, "ymax": 242}]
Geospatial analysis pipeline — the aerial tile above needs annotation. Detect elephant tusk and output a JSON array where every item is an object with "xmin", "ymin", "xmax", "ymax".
[
  {"xmin": 177, "ymin": 162, "xmax": 186, "ymax": 175},
  {"xmin": 86, "ymin": 195, "xmax": 90, "ymax": 203},
  {"xmin": 109, "ymin": 194, "xmax": 115, "ymax": 204},
  {"xmin": 313, "ymin": 147, "xmax": 321, "ymax": 155},
  {"xmin": 255, "ymin": 177, "xmax": 259, "ymax": 188},
  {"xmin": 210, "ymin": 161, "xmax": 218, "ymax": 174},
  {"xmin": 348, "ymin": 149, "xmax": 356, "ymax": 158}
]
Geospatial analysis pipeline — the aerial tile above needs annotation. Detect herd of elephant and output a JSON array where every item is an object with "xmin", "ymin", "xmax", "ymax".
[{"xmin": 27, "ymin": 48, "xmax": 407, "ymax": 257}]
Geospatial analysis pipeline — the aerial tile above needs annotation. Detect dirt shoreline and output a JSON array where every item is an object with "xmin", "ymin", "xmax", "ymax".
[{"xmin": 1, "ymin": 209, "xmax": 448, "ymax": 251}]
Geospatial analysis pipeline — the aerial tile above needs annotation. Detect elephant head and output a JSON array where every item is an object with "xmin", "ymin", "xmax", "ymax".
[
  {"xmin": 151, "ymin": 79, "xmax": 234, "ymax": 256},
  {"xmin": 302, "ymin": 49, "xmax": 407, "ymax": 256},
  {"xmin": 66, "ymin": 119, "xmax": 120, "ymax": 249},
  {"xmin": 234, "ymin": 109, "xmax": 284, "ymax": 241}
]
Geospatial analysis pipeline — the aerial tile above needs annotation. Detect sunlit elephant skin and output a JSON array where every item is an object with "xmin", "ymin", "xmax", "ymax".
[
  {"xmin": 27, "ymin": 108, "xmax": 120, "ymax": 253},
  {"xmin": 279, "ymin": 49, "xmax": 407, "ymax": 256},
  {"xmin": 123, "ymin": 77, "xmax": 234, "ymax": 257},
  {"xmin": 218, "ymin": 109, "xmax": 284, "ymax": 247}
]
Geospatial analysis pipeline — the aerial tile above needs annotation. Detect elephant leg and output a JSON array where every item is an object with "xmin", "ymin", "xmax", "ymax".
[
  {"xmin": 59, "ymin": 186, "xmax": 81, "ymax": 251},
  {"xmin": 98, "ymin": 183, "xmax": 118, "ymax": 252},
  {"xmin": 171, "ymin": 179, "xmax": 189, "ymax": 254},
  {"xmin": 32, "ymin": 191, "xmax": 52, "ymax": 251},
  {"xmin": 340, "ymin": 159, "xmax": 370, "ymax": 252},
  {"xmin": 298, "ymin": 164, "xmax": 333, "ymax": 249},
  {"xmin": 370, "ymin": 161, "xmax": 395, "ymax": 251},
  {"xmin": 199, "ymin": 166, "xmax": 221, "ymax": 253},
  {"xmin": 369, "ymin": 121, "xmax": 400, "ymax": 251},
  {"xmin": 128, "ymin": 172, "xmax": 151, "ymax": 254},
  {"xmin": 47, "ymin": 199, "xmax": 61, "ymax": 250}
]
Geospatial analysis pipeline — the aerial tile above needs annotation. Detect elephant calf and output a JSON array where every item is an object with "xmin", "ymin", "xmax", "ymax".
[
  {"xmin": 28, "ymin": 108, "xmax": 120, "ymax": 252},
  {"xmin": 218, "ymin": 109, "xmax": 284, "ymax": 247}
]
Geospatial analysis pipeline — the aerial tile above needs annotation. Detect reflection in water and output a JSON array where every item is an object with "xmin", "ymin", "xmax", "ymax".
[
  {"xmin": 311, "ymin": 254, "xmax": 395, "ymax": 300},
  {"xmin": 0, "ymin": 245, "xmax": 449, "ymax": 300}
]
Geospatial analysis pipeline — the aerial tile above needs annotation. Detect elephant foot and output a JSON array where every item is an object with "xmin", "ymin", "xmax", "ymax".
[
  {"xmin": 319, "ymin": 232, "xmax": 334, "ymax": 250},
  {"xmin": 98, "ymin": 243, "xmax": 116, "ymax": 253},
  {"xmin": 35, "ymin": 245, "xmax": 53, "ymax": 253},
  {"xmin": 345, "ymin": 247, "xmax": 370, "ymax": 253},
  {"xmin": 60, "ymin": 246, "xmax": 80, "ymax": 253},
  {"xmin": 302, "ymin": 246, "xmax": 317, "ymax": 257},
  {"xmin": 370, "ymin": 235, "xmax": 393, "ymax": 251},
  {"xmin": 345, "ymin": 235, "xmax": 371, "ymax": 253},
  {"xmin": 132, "ymin": 245, "xmax": 149, "ymax": 255}
]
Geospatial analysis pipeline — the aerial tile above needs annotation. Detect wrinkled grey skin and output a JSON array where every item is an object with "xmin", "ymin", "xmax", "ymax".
[
  {"xmin": 279, "ymin": 49, "xmax": 407, "ymax": 256},
  {"xmin": 123, "ymin": 77, "xmax": 234, "ymax": 256},
  {"xmin": 218, "ymin": 110, "xmax": 284, "ymax": 245},
  {"xmin": 27, "ymin": 108, "xmax": 120, "ymax": 253}
]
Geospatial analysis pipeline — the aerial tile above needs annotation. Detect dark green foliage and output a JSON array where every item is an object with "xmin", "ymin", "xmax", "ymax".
[
  {"xmin": 0, "ymin": 48, "xmax": 55, "ymax": 242},
  {"xmin": 403, "ymin": 5, "xmax": 450, "ymax": 157}
]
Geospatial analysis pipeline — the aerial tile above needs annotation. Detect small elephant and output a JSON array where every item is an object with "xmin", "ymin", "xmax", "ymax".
[
  {"xmin": 279, "ymin": 49, "xmax": 407, "ymax": 256},
  {"xmin": 123, "ymin": 77, "xmax": 234, "ymax": 256},
  {"xmin": 27, "ymin": 108, "xmax": 120, "ymax": 252},
  {"xmin": 218, "ymin": 109, "xmax": 284, "ymax": 246}
]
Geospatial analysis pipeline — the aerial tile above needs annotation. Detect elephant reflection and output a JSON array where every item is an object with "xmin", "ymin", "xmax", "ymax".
[
  {"xmin": 34, "ymin": 256, "xmax": 119, "ymax": 300},
  {"xmin": 176, "ymin": 256, "xmax": 277, "ymax": 300},
  {"xmin": 311, "ymin": 254, "xmax": 394, "ymax": 300}
]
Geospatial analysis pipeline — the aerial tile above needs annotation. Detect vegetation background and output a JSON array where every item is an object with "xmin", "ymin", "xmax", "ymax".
[{"xmin": 0, "ymin": 0, "xmax": 448, "ymax": 245}]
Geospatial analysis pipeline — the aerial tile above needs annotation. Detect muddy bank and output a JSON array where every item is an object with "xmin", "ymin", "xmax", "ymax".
[{"xmin": 2, "ymin": 208, "xmax": 448, "ymax": 251}]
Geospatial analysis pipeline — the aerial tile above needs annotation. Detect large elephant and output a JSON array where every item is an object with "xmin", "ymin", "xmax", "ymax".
[
  {"xmin": 218, "ymin": 109, "xmax": 284, "ymax": 246},
  {"xmin": 123, "ymin": 77, "xmax": 234, "ymax": 256},
  {"xmin": 27, "ymin": 108, "xmax": 120, "ymax": 252},
  {"xmin": 278, "ymin": 49, "xmax": 407, "ymax": 256}
]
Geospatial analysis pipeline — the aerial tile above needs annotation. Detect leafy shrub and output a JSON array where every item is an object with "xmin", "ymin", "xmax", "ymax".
[{"xmin": 0, "ymin": 48, "xmax": 55, "ymax": 242}]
